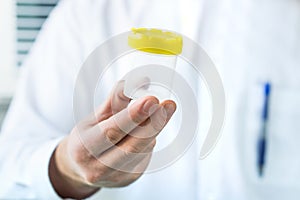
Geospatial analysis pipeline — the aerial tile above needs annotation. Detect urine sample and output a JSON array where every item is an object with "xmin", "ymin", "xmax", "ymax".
[{"xmin": 124, "ymin": 28, "xmax": 183, "ymax": 100}]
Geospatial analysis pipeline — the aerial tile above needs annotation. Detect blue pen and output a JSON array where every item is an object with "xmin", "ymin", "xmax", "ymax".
[{"xmin": 257, "ymin": 82, "xmax": 271, "ymax": 177}]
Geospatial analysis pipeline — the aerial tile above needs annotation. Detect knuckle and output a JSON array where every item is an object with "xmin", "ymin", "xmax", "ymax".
[
  {"xmin": 71, "ymin": 143, "xmax": 94, "ymax": 163},
  {"xmin": 85, "ymin": 168, "xmax": 106, "ymax": 185},
  {"xmin": 110, "ymin": 174, "xmax": 123, "ymax": 185},
  {"xmin": 130, "ymin": 107, "xmax": 146, "ymax": 124},
  {"xmin": 126, "ymin": 144, "xmax": 141, "ymax": 154},
  {"xmin": 85, "ymin": 172, "xmax": 100, "ymax": 185},
  {"xmin": 72, "ymin": 151, "xmax": 87, "ymax": 163},
  {"xmin": 104, "ymin": 127, "xmax": 121, "ymax": 144}
]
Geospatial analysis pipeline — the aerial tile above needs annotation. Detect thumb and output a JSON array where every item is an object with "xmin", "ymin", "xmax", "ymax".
[{"xmin": 94, "ymin": 80, "xmax": 131, "ymax": 123}]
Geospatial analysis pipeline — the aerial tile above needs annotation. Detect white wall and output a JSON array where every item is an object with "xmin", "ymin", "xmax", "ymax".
[{"xmin": 0, "ymin": 0, "xmax": 18, "ymax": 98}]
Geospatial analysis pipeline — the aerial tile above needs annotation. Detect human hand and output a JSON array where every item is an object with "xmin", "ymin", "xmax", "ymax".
[{"xmin": 49, "ymin": 81, "xmax": 176, "ymax": 199}]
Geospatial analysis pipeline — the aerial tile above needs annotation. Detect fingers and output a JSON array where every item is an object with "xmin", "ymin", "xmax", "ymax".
[
  {"xmin": 110, "ymin": 80, "xmax": 131, "ymax": 115},
  {"xmin": 81, "ymin": 96, "xmax": 160, "ymax": 156},
  {"xmin": 97, "ymin": 140, "xmax": 155, "ymax": 174},
  {"xmin": 124, "ymin": 76, "xmax": 151, "ymax": 98},
  {"xmin": 131, "ymin": 153, "xmax": 153, "ymax": 174},
  {"xmin": 130, "ymin": 101, "xmax": 176, "ymax": 139},
  {"xmin": 73, "ymin": 97, "xmax": 176, "ymax": 188},
  {"xmin": 104, "ymin": 153, "xmax": 153, "ymax": 187},
  {"xmin": 97, "ymin": 102, "xmax": 176, "ymax": 171},
  {"xmin": 91, "ymin": 153, "xmax": 152, "ymax": 187},
  {"xmin": 94, "ymin": 80, "xmax": 131, "ymax": 123}
]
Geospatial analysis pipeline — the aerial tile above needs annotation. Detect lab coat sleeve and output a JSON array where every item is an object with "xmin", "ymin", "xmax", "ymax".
[{"xmin": 0, "ymin": 0, "xmax": 88, "ymax": 198}]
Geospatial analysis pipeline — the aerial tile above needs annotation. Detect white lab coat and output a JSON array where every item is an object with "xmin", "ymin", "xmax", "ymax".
[{"xmin": 1, "ymin": 0, "xmax": 300, "ymax": 199}]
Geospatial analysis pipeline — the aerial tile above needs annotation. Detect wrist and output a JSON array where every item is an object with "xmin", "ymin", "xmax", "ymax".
[{"xmin": 49, "ymin": 141, "xmax": 100, "ymax": 199}]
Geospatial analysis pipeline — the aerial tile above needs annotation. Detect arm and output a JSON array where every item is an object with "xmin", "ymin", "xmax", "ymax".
[
  {"xmin": 0, "ymin": 0, "xmax": 88, "ymax": 198},
  {"xmin": 0, "ymin": 0, "xmax": 176, "ymax": 199}
]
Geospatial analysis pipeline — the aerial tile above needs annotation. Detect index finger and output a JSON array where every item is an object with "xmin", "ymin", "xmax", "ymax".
[{"xmin": 80, "ymin": 96, "xmax": 159, "ymax": 156}]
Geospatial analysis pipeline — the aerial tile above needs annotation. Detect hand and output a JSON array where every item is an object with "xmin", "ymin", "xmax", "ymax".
[{"xmin": 49, "ymin": 81, "xmax": 176, "ymax": 199}]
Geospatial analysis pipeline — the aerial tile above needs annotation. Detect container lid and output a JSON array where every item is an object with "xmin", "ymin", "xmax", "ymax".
[{"xmin": 128, "ymin": 28, "xmax": 183, "ymax": 55}]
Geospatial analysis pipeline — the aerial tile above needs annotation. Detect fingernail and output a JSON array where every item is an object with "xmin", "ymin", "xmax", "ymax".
[
  {"xmin": 143, "ymin": 99, "xmax": 158, "ymax": 114},
  {"xmin": 164, "ymin": 103, "xmax": 176, "ymax": 117}
]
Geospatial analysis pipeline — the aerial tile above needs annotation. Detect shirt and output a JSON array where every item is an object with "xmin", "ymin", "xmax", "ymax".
[{"xmin": 1, "ymin": 0, "xmax": 300, "ymax": 199}]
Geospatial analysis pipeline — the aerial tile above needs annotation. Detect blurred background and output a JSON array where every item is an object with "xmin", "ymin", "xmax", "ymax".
[
  {"xmin": 0, "ymin": 0, "xmax": 58, "ymax": 128},
  {"xmin": 1, "ymin": 0, "xmax": 300, "ymax": 199}
]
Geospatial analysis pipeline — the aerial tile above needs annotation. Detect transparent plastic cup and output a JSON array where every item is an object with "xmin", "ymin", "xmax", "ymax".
[{"xmin": 124, "ymin": 28, "xmax": 182, "ymax": 100}]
